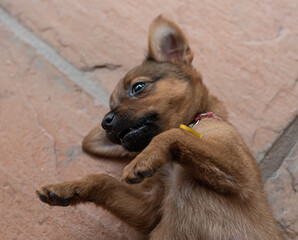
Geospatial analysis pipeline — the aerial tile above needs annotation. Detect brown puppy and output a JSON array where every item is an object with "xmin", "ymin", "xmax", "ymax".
[{"xmin": 36, "ymin": 16, "xmax": 282, "ymax": 240}]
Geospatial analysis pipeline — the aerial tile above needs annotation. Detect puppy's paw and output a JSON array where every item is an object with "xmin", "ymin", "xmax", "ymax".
[
  {"xmin": 121, "ymin": 152, "xmax": 166, "ymax": 184},
  {"xmin": 36, "ymin": 182, "xmax": 84, "ymax": 207}
]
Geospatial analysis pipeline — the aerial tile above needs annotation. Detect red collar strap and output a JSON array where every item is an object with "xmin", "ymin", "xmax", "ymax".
[
  {"xmin": 189, "ymin": 112, "xmax": 222, "ymax": 128},
  {"xmin": 180, "ymin": 112, "xmax": 222, "ymax": 138}
]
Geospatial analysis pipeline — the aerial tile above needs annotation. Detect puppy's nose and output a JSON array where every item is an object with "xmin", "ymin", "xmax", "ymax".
[{"xmin": 101, "ymin": 112, "xmax": 115, "ymax": 130}]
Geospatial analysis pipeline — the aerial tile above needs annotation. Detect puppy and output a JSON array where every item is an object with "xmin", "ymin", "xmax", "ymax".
[{"xmin": 36, "ymin": 16, "xmax": 282, "ymax": 240}]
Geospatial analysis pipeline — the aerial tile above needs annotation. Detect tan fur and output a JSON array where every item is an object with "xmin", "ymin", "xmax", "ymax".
[{"xmin": 37, "ymin": 15, "xmax": 281, "ymax": 240}]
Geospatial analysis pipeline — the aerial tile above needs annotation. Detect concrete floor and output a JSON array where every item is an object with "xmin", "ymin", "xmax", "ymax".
[{"xmin": 0, "ymin": 1, "xmax": 297, "ymax": 239}]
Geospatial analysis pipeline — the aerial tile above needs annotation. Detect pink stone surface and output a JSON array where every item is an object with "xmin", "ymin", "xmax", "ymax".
[
  {"xmin": 0, "ymin": 25, "xmax": 140, "ymax": 240},
  {"xmin": 0, "ymin": 1, "xmax": 297, "ymax": 239}
]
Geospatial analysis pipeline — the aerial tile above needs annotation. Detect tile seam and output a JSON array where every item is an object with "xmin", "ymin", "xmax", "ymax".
[{"xmin": 259, "ymin": 116, "xmax": 298, "ymax": 182}]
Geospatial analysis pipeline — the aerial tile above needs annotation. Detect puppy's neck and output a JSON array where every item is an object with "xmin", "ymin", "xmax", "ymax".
[
  {"xmin": 203, "ymin": 94, "xmax": 228, "ymax": 120},
  {"xmin": 190, "ymin": 71, "xmax": 228, "ymax": 121}
]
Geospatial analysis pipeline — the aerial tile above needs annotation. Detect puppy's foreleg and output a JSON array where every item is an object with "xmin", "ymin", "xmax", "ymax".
[
  {"xmin": 122, "ymin": 127, "xmax": 257, "ymax": 198},
  {"xmin": 36, "ymin": 174, "xmax": 162, "ymax": 234}
]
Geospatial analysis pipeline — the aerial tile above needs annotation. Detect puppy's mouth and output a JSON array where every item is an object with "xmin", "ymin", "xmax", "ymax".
[
  {"xmin": 117, "ymin": 123, "xmax": 151, "ymax": 142},
  {"xmin": 108, "ymin": 113, "xmax": 159, "ymax": 152}
]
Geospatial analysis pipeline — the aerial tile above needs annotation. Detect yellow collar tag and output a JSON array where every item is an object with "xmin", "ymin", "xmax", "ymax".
[{"xmin": 180, "ymin": 124, "xmax": 203, "ymax": 138}]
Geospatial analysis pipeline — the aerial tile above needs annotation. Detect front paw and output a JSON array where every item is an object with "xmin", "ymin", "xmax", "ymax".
[
  {"xmin": 36, "ymin": 182, "xmax": 82, "ymax": 207},
  {"xmin": 122, "ymin": 151, "xmax": 166, "ymax": 184}
]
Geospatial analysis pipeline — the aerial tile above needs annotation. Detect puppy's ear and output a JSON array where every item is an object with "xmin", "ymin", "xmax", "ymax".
[
  {"xmin": 82, "ymin": 125, "xmax": 137, "ymax": 159},
  {"xmin": 147, "ymin": 15, "xmax": 193, "ymax": 64}
]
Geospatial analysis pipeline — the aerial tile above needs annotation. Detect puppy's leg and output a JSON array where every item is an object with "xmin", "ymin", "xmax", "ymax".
[
  {"xmin": 122, "ymin": 127, "xmax": 258, "ymax": 198},
  {"xmin": 36, "ymin": 174, "xmax": 162, "ymax": 234}
]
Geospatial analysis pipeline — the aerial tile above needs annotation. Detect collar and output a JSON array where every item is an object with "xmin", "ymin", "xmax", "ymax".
[
  {"xmin": 180, "ymin": 112, "xmax": 222, "ymax": 138},
  {"xmin": 189, "ymin": 112, "xmax": 222, "ymax": 128}
]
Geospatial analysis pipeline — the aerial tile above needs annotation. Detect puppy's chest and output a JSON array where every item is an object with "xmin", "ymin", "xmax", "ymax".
[{"xmin": 161, "ymin": 163, "xmax": 197, "ymax": 205}]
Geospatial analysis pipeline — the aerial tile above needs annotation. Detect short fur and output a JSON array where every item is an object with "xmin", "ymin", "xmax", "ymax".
[{"xmin": 36, "ymin": 16, "xmax": 281, "ymax": 240}]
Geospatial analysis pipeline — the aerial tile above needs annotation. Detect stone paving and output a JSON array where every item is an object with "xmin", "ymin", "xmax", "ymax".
[{"xmin": 0, "ymin": 1, "xmax": 297, "ymax": 239}]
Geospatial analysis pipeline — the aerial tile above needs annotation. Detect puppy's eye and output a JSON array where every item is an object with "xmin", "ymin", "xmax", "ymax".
[{"xmin": 130, "ymin": 82, "xmax": 147, "ymax": 96}]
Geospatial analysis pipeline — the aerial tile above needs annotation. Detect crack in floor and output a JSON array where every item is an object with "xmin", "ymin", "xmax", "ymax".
[
  {"xmin": 285, "ymin": 167, "xmax": 297, "ymax": 193},
  {"xmin": 81, "ymin": 64, "xmax": 122, "ymax": 72}
]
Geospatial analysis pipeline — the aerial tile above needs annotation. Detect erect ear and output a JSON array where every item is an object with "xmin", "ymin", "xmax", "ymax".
[
  {"xmin": 82, "ymin": 125, "xmax": 137, "ymax": 159},
  {"xmin": 147, "ymin": 15, "xmax": 193, "ymax": 64}
]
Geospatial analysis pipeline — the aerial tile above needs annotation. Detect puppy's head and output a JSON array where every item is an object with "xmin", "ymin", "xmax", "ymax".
[
  {"xmin": 103, "ymin": 60, "xmax": 198, "ymax": 152},
  {"xmin": 83, "ymin": 16, "xmax": 220, "ymax": 157}
]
